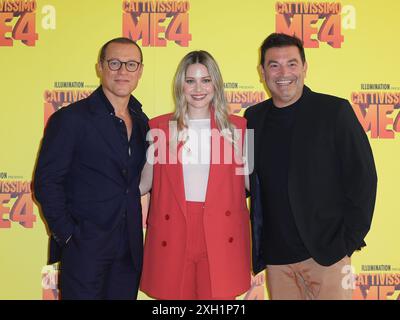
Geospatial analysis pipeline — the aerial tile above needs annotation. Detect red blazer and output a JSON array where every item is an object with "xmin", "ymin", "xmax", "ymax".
[{"xmin": 140, "ymin": 111, "xmax": 251, "ymax": 299}]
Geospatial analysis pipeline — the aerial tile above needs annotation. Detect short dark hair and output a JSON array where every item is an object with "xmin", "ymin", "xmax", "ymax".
[
  {"xmin": 260, "ymin": 33, "xmax": 305, "ymax": 66},
  {"xmin": 98, "ymin": 37, "xmax": 143, "ymax": 63}
]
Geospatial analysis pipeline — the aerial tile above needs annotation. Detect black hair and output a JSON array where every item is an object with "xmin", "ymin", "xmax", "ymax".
[
  {"xmin": 99, "ymin": 37, "xmax": 143, "ymax": 63},
  {"xmin": 260, "ymin": 33, "xmax": 305, "ymax": 66}
]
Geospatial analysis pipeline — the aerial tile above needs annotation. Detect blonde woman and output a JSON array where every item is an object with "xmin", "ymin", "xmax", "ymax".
[{"xmin": 139, "ymin": 51, "xmax": 250, "ymax": 299}]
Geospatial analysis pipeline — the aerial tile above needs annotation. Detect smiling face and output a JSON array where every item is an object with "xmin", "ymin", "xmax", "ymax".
[
  {"xmin": 183, "ymin": 63, "xmax": 215, "ymax": 118},
  {"xmin": 260, "ymin": 45, "xmax": 307, "ymax": 108},
  {"xmin": 97, "ymin": 42, "xmax": 143, "ymax": 101}
]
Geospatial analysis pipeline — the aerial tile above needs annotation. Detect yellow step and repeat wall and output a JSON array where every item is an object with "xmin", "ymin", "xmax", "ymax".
[{"xmin": 0, "ymin": 0, "xmax": 399, "ymax": 300}]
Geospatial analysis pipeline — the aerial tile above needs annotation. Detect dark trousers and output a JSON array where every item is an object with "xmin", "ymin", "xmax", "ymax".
[{"xmin": 60, "ymin": 216, "xmax": 140, "ymax": 300}]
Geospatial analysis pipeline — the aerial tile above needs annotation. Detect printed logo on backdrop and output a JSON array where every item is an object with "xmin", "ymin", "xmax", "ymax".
[
  {"xmin": 352, "ymin": 265, "xmax": 400, "ymax": 300},
  {"xmin": 0, "ymin": 0, "xmax": 56, "ymax": 46},
  {"xmin": 275, "ymin": 2, "xmax": 356, "ymax": 48},
  {"xmin": 351, "ymin": 84, "xmax": 400, "ymax": 139},
  {"xmin": 44, "ymin": 82, "xmax": 94, "ymax": 126},
  {"xmin": 0, "ymin": 174, "xmax": 36, "ymax": 229},
  {"xmin": 123, "ymin": 0, "xmax": 191, "ymax": 47},
  {"xmin": 224, "ymin": 83, "xmax": 266, "ymax": 114}
]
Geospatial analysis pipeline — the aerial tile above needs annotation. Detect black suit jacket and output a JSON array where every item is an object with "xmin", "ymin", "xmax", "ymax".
[
  {"xmin": 34, "ymin": 87, "xmax": 149, "ymax": 271},
  {"xmin": 245, "ymin": 86, "xmax": 377, "ymax": 273}
]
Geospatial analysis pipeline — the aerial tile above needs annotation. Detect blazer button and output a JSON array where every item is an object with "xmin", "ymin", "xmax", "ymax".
[
  {"xmin": 122, "ymin": 169, "xmax": 128, "ymax": 176},
  {"xmin": 225, "ymin": 210, "xmax": 231, "ymax": 216},
  {"xmin": 161, "ymin": 241, "xmax": 167, "ymax": 247},
  {"xmin": 228, "ymin": 237, "xmax": 234, "ymax": 243},
  {"xmin": 165, "ymin": 214, "xmax": 170, "ymax": 220},
  {"xmin": 126, "ymin": 189, "xmax": 130, "ymax": 194}
]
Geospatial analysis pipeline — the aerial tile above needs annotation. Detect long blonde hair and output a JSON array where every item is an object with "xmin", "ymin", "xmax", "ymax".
[{"xmin": 172, "ymin": 50, "xmax": 237, "ymax": 146}]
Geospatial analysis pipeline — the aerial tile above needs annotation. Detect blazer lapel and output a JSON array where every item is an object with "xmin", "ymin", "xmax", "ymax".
[
  {"xmin": 254, "ymin": 101, "xmax": 272, "ymax": 173},
  {"xmin": 203, "ymin": 109, "xmax": 222, "ymax": 210},
  {"xmin": 290, "ymin": 85, "xmax": 313, "ymax": 149},
  {"xmin": 162, "ymin": 119, "xmax": 188, "ymax": 218},
  {"xmin": 87, "ymin": 91, "xmax": 126, "ymax": 166}
]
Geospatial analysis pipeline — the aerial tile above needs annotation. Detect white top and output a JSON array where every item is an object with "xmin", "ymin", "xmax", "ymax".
[{"xmin": 182, "ymin": 119, "xmax": 211, "ymax": 202}]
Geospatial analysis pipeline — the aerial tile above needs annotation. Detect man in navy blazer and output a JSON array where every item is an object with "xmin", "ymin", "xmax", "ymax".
[
  {"xmin": 245, "ymin": 33, "xmax": 377, "ymax": 299},
  {"xmin": 34, "ymin": 37, "xmax": 149, "ymax": 299}
]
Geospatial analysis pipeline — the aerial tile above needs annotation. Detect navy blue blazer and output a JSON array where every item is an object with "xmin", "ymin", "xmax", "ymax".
[
  {"xmin": 34, "ymin": 87, "xmax": 149, "ymax": 271},
  {"xmin": 245, "ymin": 86, "xmax": 377, "ymax": 273}
]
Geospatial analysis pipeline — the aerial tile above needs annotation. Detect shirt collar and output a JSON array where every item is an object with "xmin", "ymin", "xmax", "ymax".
[{"xmin": 99, "ymin": 86, "xmax": 142, "ymax": 116}]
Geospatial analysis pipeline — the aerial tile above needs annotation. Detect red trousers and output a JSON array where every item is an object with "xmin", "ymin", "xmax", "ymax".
[{"xmin": 180, "ymin": 201, "xmax": 235, "ymax": 300}]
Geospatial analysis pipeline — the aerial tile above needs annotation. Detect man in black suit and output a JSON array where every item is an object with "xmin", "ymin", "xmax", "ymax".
[
  {"xmin": 34, "ymin": 37, "xmax": 149, "ymax": 299},
  {"xmin": 244, "ymin": 33, "xmax": 377, "ymax": 299}
]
